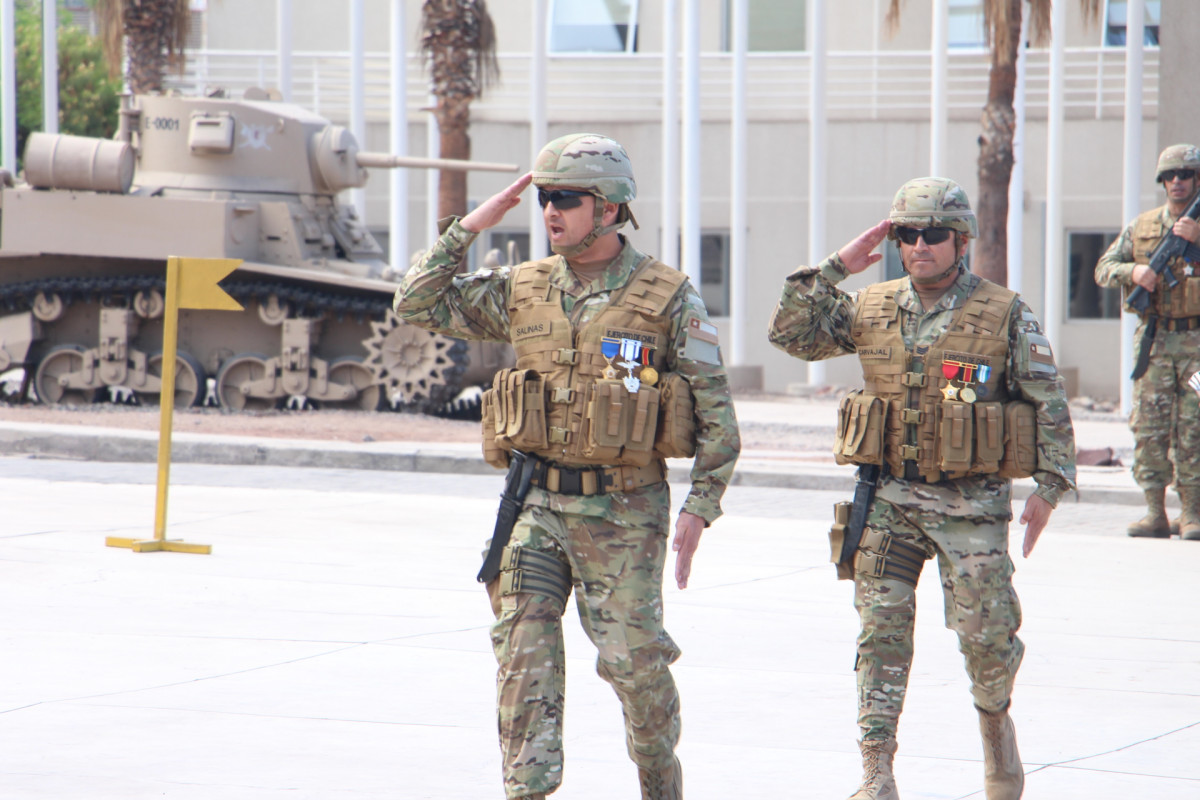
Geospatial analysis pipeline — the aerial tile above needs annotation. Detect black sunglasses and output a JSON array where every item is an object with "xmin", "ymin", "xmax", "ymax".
[
  {"xmin": 893, "ymin": 226, "xmax": 955, "ymax": 246},
  {"xmin": 1158, "ymin": 168, "xmax": 1196, "ymax": 183},
  {"xmin": 537, "ymin": 188, "xmax": 592, "ymax": 210}
]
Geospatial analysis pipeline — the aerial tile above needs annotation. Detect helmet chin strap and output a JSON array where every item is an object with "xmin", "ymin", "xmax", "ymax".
[
  {"xmin": 904, "ymin": 253, "xmax": 966, "ymax": 286},
  {"xmin": 551, "ymin": 196, "xmax": 630, "ymax": 258}
]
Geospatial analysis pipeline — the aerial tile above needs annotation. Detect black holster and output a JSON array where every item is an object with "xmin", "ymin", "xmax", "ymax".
[{"xmin": 477, "ymin": 450, "xmax": 536, "ymax": 583}]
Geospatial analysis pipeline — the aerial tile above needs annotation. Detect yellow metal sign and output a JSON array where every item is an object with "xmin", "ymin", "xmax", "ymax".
[{"xmin": 106, "ymin": 256, "xmax": 244, "ymax": 555}]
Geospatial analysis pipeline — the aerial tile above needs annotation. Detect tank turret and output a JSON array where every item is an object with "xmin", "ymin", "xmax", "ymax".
[{"xmin": 0, "ymin": 90, "xmax": 518, "ymax": 412}]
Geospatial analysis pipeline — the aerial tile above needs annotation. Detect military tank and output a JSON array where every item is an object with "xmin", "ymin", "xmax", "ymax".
[{"xmin": 0, "ymin": 88, "xmax": 516, "ymax": 412}]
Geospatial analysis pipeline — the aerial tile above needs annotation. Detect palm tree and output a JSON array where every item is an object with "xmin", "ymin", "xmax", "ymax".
[
  {"xmin": 421, "ymin": 0, "xmax": 498, "ymax": 219},
  {"xmin": 94, "ymin": 0, "xmax": 190, "ymax": 95},
  {"xmin": 887, "ymin": 0, "xmax": 1100, "ymax": 286}
]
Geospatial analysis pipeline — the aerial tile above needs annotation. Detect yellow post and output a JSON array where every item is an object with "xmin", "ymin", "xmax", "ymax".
[{"xmin": 107, "ymin": 256, "xmax": 243, "ymax": 555}]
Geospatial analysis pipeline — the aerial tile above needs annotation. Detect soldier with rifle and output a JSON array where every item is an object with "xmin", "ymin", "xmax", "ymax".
[
  {"xmin": 1096, "ymin": 144, "xmax": 1200, "ymax": 540},
  {"xmin": 768, "ymin": 178, "xmax": 1076, "ymax": 800},
  {"xmin": 394, "ymin": 134, "xmax": 740, "ymax": 800}
]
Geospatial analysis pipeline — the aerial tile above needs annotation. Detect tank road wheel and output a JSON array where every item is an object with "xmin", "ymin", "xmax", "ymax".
[
  {"xmin": 322, "ymin": 357, "xmax": 385, "ymax": 411},
  {"xmin": 138, "ymin": 352, "xmax": 207, "ymax": 408},
  {"xmin": 216, "ymin": 353, "xmax": 277, "ymax": 412},
  {"xmin": 363, "ymin": 311, "xmax": 467, "ymax": 409},
  {"xmin": 33, "ymin": 345, "xmax": 101, "ymax": 406}
]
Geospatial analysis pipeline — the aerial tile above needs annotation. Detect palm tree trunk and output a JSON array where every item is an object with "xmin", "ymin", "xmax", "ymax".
[
  {"xmin": 974, "ymin": 0, "xmax": 1023, "ymax": 286},
  {"xmin": 436, "ymin": 95, "xmax": 470, "ymax": 218}
]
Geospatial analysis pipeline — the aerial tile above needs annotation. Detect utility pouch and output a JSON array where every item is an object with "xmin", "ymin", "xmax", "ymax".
[
  {"xmin": 583, "ymin": 381, "xmax": 662, "ymax": 466},
  {"xmin": 998, "ymin": 401, "xmax": 1037, "ymax": 479},
  {"xmin": 479, "ymin": 387, "xmax": 511, "ymax": 469},
  {"xmin": 502, "ymin": 369, "xmax": 548, "ymax": 451},
  {"xmin": 972, "ymin": 401, "xmax": 1004, "ymax": 474},
  {"xmin": 1185, "ymin": 276, "xmax": 1200, "ymax": 315},
  {"xmin": 833, "ymin": 390, "xmax": 887, "ymax": 466},
  {"xmin": 654, "ymin": 372, "xmax": 697, "ymax": 459},
  {"xmin": 938, "ymin": 400, "xmax": 974, "ymax": 476},
  {"xmin": 830, "ymin": 501, "xmax": 854, "ymax": 581}
]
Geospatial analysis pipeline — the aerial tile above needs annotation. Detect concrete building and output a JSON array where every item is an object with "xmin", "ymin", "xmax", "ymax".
[{"xmin": 150, "ymin": 0, "xmax": 1188, "ymax": 400}]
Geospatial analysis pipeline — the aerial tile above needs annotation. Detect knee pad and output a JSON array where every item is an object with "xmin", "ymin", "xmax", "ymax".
[
  {"xmin": 497, "ymin": 544, "xmax": 572, "ymax": 611},
  {"xmin": 853, "ymin": 527, "xmax": 928, "ymax": 588}
]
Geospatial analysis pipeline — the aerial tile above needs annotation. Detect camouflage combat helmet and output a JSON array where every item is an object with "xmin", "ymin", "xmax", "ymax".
[
  {"xmin": 532, "ymin": 133, "xmax": 639, "ymax": 257},
  {"xmin": 887, "ymin": 177, "xmax": 978, "ymax": 239},
  {"xmin": 1155, "ymin": 144, "xmax": 1200, "ymax": 182}
]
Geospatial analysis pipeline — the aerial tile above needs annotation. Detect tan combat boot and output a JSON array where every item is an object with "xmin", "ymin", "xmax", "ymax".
[
  {"xmin": 848, "ymin": 738, "xmax": 899, "ymax": 800},
  {"xmin": 1127, "ymin": 488, "xmax": 1171, "ymax": 537},
  {"xmin": 1180, "ymin": 487, "xmax": 1200, "ymax": 540},
  {"xmin": 978, "ymin": 706, "xmax": 1024, "ymax": 800},
  {"xmin": 637, "ymin": 755, "xmax": 682, "ymax": 800}
]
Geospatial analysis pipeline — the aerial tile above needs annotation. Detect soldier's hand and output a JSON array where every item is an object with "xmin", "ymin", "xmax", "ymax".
[
  {"xmin": 461, "ymin": 172, "xmax": 534, "ymax": 233},
  {"xmin": 671, "ymin": 511, "xmax": 705, "ymax": 589},
  {"xmin": 1131, "ymin": 263, "xmax": 1159, "ymax": 291},
  {"xmin": 1019, "ymin": 494, "xmax": 1054, "ymax": 557},
  {"xmin": 836, "ymin": 220, "xmax": 891, "ymax": 274},
  {"xmin": 1173, "ymin": 216, "xmax": 1200, "ymax": 244}
]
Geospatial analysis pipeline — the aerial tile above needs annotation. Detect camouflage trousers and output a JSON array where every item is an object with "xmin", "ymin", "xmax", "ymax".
[
  {"xmin": 485, "ymin": 486, "xmax": 682, "ymax": 799},
  {"xmin": 1131, "ymin": 326, "xmax": 1200, "ymax": 490},
  {"xmin": 854, "ymin": 497, "xmax": 1024, "ymax": 741}
]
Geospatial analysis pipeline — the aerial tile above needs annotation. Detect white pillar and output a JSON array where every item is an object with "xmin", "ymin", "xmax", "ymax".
[
  {"xmin": 529, "ymin": 0, "xmax": 548, "ymax": 260},
  {"xmin": 729, "ymin": 0, "xmax": 747, "ymax": 364},
  {"xmin": 1008, "ymin": 1, "xmax": 1029, "ymax": 296},
  {"xmin": 42, "ymin": 0, "xmax": 57, "ymax": 134},
  {"xmin": 660, "ymin": 0, "xmax": 679, "ymax": 266},
  {"xmin": 681, "ymin": 0, "xmax": 701, "ymax": 288},
  {"xmin": 930, "ymin": 0, "xmax": 948, "ymax": 175},
  {"xmin": 389, "ymin": 0, "xmax": 408, "ymax": 272},
  {"xmin": 349, "ymin": 0, "xmax": 366, "ymax": 218},
  {"xmin": 426, "ymin": 96, "xmax": 439, "ymax": 244},
  {"xmin": 277, "ymin": 0, "xmax": 293, "ymax": 101},
  {"xmin": 1042, "ymin": 0, "xmax": 1066, "ymax": 352},
  {"xmin": 1, "ymin": 0, "xmax": 16, "ymax": 172},
  {"xmin": 807, "ymin": 0, "xmax": 828, "ymax": 386},
  {"xmin": 1120, "ymin": 0, "xmax": 1145, "ymax": 416}
]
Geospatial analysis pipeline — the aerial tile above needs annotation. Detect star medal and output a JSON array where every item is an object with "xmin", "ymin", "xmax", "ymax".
[
  {"xmin": 600, "ymin": 337, "xmax": 621, "ymax": 380},
  {"xmin": 941, "ymin": 382, "xmax": 959, "ymax": 400},
  {"xmin": 639, "ymin": 366, "xmax": 659, "ymax": 386}
]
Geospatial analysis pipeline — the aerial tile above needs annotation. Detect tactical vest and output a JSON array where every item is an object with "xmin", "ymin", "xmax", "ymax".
[
  {"xmin": 1129, "ymin": 206, "xmax": 1200, "ymax": 319},
  {"xmin": 481, "ymin": 255, "xmax": 695, "ymax": 468},
  {"xmin": 833, "ymin": 278, "xmax": 1036, "ymax": 482}
]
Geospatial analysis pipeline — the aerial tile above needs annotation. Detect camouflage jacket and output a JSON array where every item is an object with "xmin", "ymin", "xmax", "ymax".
[
  {"xmin": 394, "ymin": 218, "xmax": 740, "ymax": 524},
  {"xmin": 1095, "ymin": 203, "xmax": 1172, "ymax": 290},
  {"xmin": 767, "ymin": 254, "xmax": 1077, "ymax": 516}
]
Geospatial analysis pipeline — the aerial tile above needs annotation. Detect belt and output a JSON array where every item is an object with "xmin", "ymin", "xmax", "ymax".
[
  {"xmin": 528, "ymin": 456, "xmax": 666, "ymax": 496},
  {"xmin": 1160, "ymin": 316, "xmax": 1200, "ymax": 332}
]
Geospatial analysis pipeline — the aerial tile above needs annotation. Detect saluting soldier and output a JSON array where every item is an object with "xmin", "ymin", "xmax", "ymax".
[
  {"xmin": 393, "ymin": 134, "xmax": 740, "ymax": 800},
  {"xmin": 767, "ymin": 178, "xmax": 1076, "ymax": 800},
  {"xmin": 1095, "ymin": 144, "xmax": 1200, "ymax": 540}
]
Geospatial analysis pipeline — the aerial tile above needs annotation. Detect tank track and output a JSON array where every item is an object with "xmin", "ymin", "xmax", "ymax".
[{"xmin": 0, "ymin": 274, "xmax": 469, "ymax": 413}]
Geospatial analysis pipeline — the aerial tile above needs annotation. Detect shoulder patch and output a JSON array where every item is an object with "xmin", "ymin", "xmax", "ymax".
[{"xmin": 683, "ymin": 318, "xmax": 721, "ymax": 364}]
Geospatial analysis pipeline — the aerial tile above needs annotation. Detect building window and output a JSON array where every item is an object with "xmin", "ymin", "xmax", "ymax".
[
  {"xmin": 948, "ymin": 0, "xmax": 986, "ymax": 47},
  {"xmin": 1068, "ymin": 232, "xmax": 1123, "ymax": 319},
  {"xmin": 699, "ymin": 232, "xmax": 731, "ymax": 316},
  {"xmin": 722, "ymin": 0, "xmax": 806, "ymax": 52},
  {"xmin": 484, "ymin": 231, "xmax": 530, "ymax": 270},
  {"xmin": 549, "ymin": 0, "xmax": 640, "ymax": 54},
  {"xmin": 1103, "ymin": 0, "xmax": 1160, "ymax": 47}
]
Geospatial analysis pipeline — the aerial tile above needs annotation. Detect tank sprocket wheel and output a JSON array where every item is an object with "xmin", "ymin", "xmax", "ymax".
[
  {"xmin": 33, "ymin": 345, "xmax": 102, "ymax": 406},
  {"xmin": 215, "ymin": 353, "xmax": 278, "ymax": 412},
  {"xmin": 363, "ymin": 310, "xmax": 467, "ymax": 408},
  {"xmin": 137, "ymin": 352, "xmax": 207, "ymax": 409}
]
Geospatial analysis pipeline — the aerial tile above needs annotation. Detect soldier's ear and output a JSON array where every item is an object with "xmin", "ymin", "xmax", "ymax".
[{"xmin": 602, "ymin": 201, "xmax": 620, "ymax": 225}]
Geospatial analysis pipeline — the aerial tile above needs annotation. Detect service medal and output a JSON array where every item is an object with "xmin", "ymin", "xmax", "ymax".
[
  {"xmin": 941, "ymin": 383, "xmax": 959, "ymax": 400},
  {"xmin": 959, "ymin": 386, "xmax": 977, "ymax": 404},
  {"xmin": 623, "ymin": 375, "xmax": 641, "ymax": 393},
  {"xmin": 639, "ymin": 366, "xmax": 659, "ymax": 386}
]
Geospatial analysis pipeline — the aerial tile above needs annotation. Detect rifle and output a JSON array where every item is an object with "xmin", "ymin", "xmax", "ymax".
[
  {"xmin": 1126, "ymin": 191, "xmax": 1200, "ymax": 314},
  {"xmin": 477, "ymin": 450, "xmax": 537, "ymax": 583},
  {"xmin": 829, "ymin": 463, "xmax": 881, "ymax": 580}
]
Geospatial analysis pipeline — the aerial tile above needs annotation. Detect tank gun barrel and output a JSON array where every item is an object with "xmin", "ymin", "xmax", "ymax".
[{"xmin": 355, "ymin": 152, "xmax": 519, "ymax": 173}]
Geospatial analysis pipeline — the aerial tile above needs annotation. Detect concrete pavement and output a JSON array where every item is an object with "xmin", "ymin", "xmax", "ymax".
[{"xmin": 3, "ymin": 397, "xmax": 1198, "ymax": 799}]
